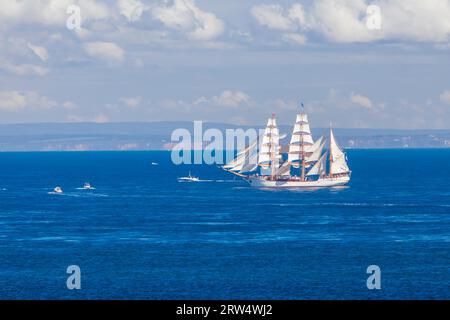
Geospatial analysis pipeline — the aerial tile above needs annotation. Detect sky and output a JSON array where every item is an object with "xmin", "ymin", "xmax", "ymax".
[{"xmin": 0, "ymin": 0, "xmax": 450, "ymax": 129}]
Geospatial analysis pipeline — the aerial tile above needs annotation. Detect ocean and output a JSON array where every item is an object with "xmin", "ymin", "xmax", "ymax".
[{"xmin": 0, "ymin": 150, "xmax": 449, "ymax": 299}]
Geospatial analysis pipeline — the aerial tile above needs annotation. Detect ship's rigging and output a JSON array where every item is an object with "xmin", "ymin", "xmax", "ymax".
[{"xmin": 222, "ymin": 104, "xmax": 351, "ymax": 187}]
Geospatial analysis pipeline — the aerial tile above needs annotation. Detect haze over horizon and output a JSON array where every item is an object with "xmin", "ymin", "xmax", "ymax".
[{"xmin": 1, "ymin": 0, "xmax": 450, "ymax": 129}]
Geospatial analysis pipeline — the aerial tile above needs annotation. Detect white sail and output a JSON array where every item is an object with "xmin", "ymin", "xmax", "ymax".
[
  {"xmin": 293, "ymin": 122, "xmax": 311, "ymax": 135},
  {"xmin": 228, "ymin": 162, "xmax": 244, "ymax": 171},
  {"xmin": 305, "ymin": 136, "xmax": 323, "ymax": 153},
  {"xmin": 305, "ymin": 137, "xmax": 325, "ymax": 163},
  {"xmin": 258, "ymin": 115, "xmax": 281, "ymax": 172},
  {"xmin": 306, "ymin": 152, "xmax": 327, "ymax": 176},
  {"xmin": 240, "ymin": 143, "xmax": 259, "ymax": 173},
  {"xmin": 277, "ymin": 161, "xmax": 291, "ymax": 176},
  {"xmin": 330, "ymin": 155, "xmax": 349, "ymax": 175},
  {"xmin": 223, "ymin": 153, "xmax": 245, "ymax": 170},
  {"xmin": 329, "ymin": 128, "xmax": 350, "ymax": 175},
  {"xmin": 289, "ymin": 133, "xmax": 314, "ymax": 145},
  {"xmin": 329, "ymin": 129, "xmax": 344, "ymax": 161},
  {"xmin": 239, "ymin": 163, "xmax": 258, "ymax": 173},
  {"xmin": 288, "ymin": 113, "xmax": 314, "ymax": 163},
  {"xmin": 224, "ymin": 137, "xmax": 259, "ymax": 171}
]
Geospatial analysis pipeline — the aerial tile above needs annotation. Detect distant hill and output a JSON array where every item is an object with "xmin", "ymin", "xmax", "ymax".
[{"xmin": 0, "ymin": 122, "xmax": 449, "ymax": 151}]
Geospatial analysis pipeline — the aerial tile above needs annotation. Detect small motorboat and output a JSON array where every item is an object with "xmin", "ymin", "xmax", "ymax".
[
  {"xmin": 53, "ymin": 186, "xmax": 63, "ymax": 194},
  {"xmin": 82, "ymin": 182, "xmax": 95, "ymax": 190},
  {"xmin": 178, "ymin": 172, "xmax": 200, "ymax": 182},
  {"xmin": 151, "ymin": 162, "xmax": 159, "ymax": 166}
]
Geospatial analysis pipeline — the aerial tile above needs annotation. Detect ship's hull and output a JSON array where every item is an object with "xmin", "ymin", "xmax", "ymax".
[{"xmin": 247, "ymin": 175, "xmax": 350, "ymax": 188}]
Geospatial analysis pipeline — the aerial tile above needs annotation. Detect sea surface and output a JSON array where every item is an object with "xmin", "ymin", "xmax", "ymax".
[{"xmin": 0, "ymin": 150, "xmax": 449, "ymax": 299}]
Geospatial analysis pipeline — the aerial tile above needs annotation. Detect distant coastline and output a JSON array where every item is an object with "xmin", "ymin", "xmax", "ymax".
[{"xmin": 0, "ymin": 122, "xmax": 449, "ymax": 151}]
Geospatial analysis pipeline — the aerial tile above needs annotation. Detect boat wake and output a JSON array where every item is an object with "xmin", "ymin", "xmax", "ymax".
[
  {"xmin": 47, "ymin": 191, "xmax": 65, "ymax": 195},
  {"xmin": 75, "ymin": 192, "xmax": 108, "ymax": 197},
  {"xmin": 178, "ymin": 179, "xmax": 241, "ymax": 183},
  {"xmin": 47, "ymin": 190, "xmax": 108, "ymax": 197}
]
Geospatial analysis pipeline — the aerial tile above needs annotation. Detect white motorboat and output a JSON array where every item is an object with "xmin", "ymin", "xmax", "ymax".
[{"xmin": 178, "ymin": 172, "xmax": 200, "ymax": 182}]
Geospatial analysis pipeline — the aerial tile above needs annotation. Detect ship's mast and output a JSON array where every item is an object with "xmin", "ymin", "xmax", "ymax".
[
  {"xmin": 300, "ymin": 104, "xmax": 306, "ymax": 181},
  {"xmin": 288, "ymin": 102, "xmax": 314, "ymax": 179},
  {"xmin": 328, "ymin": 122, "xmax": 333, "ymax": 178},
  {"xmin": 270, "ymin": 113, "xmax": 276, "ymax": 179},
  {"xmin": 258, "ymin": 114, "xmax": 280, "ymax": 178}
]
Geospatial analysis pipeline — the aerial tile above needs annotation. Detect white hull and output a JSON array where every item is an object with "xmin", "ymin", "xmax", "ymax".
[{"xmin": 247, "ymin": 175, "xmax": 350, "ymax": 188}]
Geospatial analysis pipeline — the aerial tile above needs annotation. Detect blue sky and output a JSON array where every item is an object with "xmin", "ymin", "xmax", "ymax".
[{"xmin": 1, "ymin": 0, "xmax": 450, "ymax": 128}]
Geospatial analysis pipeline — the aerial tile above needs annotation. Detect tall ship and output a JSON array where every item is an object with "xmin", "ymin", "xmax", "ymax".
[{"xmin": 223, "ymin": 104, "xmax": 351, "ymax": 188}]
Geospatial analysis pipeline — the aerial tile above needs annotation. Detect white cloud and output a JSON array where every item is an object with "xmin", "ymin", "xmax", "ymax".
[
  {"xmin": 251, "ymin": 4, "xmax": 295, "ymax": 31},
  {"xmin": 350, "ymin": 93, "xmax": 373, "ymax": 109},
  {"xmin": 0, "ymin": 0, "xmax": 112, "ymax": 26},
  {"xmin": 282, "ymin": 33, "xmax": 307, "ymax": 45},
  {"xmin": 212, "ymin": 90, "xmax": 251, "ymax": 107},
  {"xmin": 0, "ymin": 0, "xmax": 68, "ymax": 25},
  {"xmin": 288, "ymin": 3, "xmax": 308, "ymax": 26},
  {"xmin": 152, "ymin": 0, "xmax": 225, "ymax": 41},
  {"xmin": 194, "ymin": 90, "xmax": 251, "ymax": 108},
  {"xmin": 0, "ymin": 91, "xmax": 58, "ymax": 111},
  {"xmin": 311, "ymin": 0, "xmax": 379, "ymax": 43},
  {"xmin": 251, "ymin": 3, "xmax": 308, "ymax": 31},
  {"xmin": 252, "ymin": 1, "xmax": 450, "ymax": 43},
  {"xmin": 117, "ymin": 0, "xmax": 148, "ymax": 22},
  {"xmin": 251, "ymin": 3, "xmax": 308, "ymax": 44},
  {"xmin": 379, "ymin": 0, "xmax": 450, "ymax": 42},
  {"xmin": 251, "ymin": 1, "xmax": 376, "ymax": 43},
  {"xmin": 439, "ymin": 90, "xmax": 450, "ymax": 105},
  {"xmin": 84, "ymin": 41, "xmax": 125, "ymax": 62},
  {"xmin": 27, "ymin": 43, "xmax": 49, "ymax": 61},
  {"xmin": 0, "ymin": 60, "xmax": 49, "ymax": 76},
  {"xmin": 0, "ymin": 91, "xmax": 27, "ymax": 111},
  {"xmin": 62, "ymin": 101, "xmax": 77, "ymax": 109},
  {"xmin": 120, "ymin": 96, "xmax": 142, "ymax": 108}
]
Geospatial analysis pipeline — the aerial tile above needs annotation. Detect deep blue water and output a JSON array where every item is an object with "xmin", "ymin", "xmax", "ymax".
[{"xmin": 0, "ymin": 150, "xmax": 449, "ymax": 299}]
